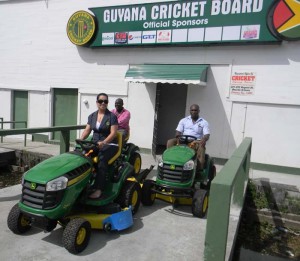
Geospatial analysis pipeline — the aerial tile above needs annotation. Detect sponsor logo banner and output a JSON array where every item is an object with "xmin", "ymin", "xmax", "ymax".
[
  {"xmin": 66, "ymin": 1, "xmax": 300, "ymax": 46},
  {"xmin": 115, "ymin": 32, "xmax": 128, "ymax": 44},
  {"xmin": 128, "ymin": 31, "xmax": 142, "ymax": 44},
  {"xmin": 102, "ymin": 33, "xmax": 114, "ymax": 45}
]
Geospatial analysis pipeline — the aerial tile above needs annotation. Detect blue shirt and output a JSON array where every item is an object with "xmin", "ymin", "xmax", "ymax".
[{"xmin": 176, "ymin": 116, "xmax": 210, "ymax": 139}]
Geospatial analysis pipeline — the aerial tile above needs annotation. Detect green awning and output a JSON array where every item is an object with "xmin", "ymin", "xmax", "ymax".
[{"xmin": 125, "ymin": 64, "xmax": 208, "ymax": 85}]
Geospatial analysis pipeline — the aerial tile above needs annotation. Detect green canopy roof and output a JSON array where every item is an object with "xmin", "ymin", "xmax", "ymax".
[{"xmin": 125, "ymin": 64, "xmax": 208, "ymax": 85}]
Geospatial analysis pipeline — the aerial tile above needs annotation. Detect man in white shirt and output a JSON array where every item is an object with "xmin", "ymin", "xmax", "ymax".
[{"xmin": 166, "ymin": 104, "xmax": 210, "ymax": 170}]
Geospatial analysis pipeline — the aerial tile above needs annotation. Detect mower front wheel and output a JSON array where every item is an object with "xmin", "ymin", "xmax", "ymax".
[
  {"xmin": 117, "ymin": 180, "xmax": 141, "ymax": 215},
  {"xmin": 192, "ymin": 189, "xmax": 209, "ymax": 218},
  {"xmin": 62, "ymin": 218, "xmax": 91, "ymax": 254},
  {"xmin": 141, "ymin": 179, "xmax": 156, "ymax": 206},
  {"xmin": 7, "ymin": 203, "xmax": 31, "ymax": 234}
]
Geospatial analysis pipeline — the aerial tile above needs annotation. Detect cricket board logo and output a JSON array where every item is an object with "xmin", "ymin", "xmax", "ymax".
[{"xmin": 67, "ymin": 11, "xmax": 96, "ymax": 46}]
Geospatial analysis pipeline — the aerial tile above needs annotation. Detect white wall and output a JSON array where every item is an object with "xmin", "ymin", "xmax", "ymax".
[
  {"xmin": 0, "ymin": 89, "xmax": 12, "ymax": 128},
  {"xmin": 127, "ymin": 83, "xmax": 156, "ymax": 149},
  {"xmin": 187, "ymin": 65, "xmax": 234, "ymax": 159},
  {"xmin": 1, "ymin": 0, "xmax": 300, "ymax": 168},
  {"xmin": 244, "ymin": 103, "xmax": 300, "ymax": 167}
]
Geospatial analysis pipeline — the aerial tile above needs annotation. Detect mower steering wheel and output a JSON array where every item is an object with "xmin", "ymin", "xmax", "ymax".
[
  {"xmin": 75, "ymin": 139, "xmax": 98, "ymax": 152},
  {"xmin": 177, "ymin": 135, "xmax": 197, "ymax": 145}
]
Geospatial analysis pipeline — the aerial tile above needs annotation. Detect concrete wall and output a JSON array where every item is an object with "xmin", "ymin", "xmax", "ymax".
[{"xmin": 0, "ymin": 0, "xmax": 300, "ymax": 168}]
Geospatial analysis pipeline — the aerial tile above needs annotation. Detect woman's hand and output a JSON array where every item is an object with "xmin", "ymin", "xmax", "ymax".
[{"xmin": 97, "ymin": 141, "xmax": 106, "ymax": 149}]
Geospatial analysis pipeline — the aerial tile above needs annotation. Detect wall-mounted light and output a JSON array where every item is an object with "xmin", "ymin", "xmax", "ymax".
[{"xmin": 83, "ymin": 99, "xmax": 88, "ymax": 105}]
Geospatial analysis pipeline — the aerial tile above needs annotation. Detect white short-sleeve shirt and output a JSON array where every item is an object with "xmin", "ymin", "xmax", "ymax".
[{"xmin": 176, "ymin": 116, "xmax": 210, "ymax": 139}]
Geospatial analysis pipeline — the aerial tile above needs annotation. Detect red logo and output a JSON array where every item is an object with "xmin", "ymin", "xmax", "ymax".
[{"xmin": 115, "ymin": 32, "xmax": 128, "ymax": 44}]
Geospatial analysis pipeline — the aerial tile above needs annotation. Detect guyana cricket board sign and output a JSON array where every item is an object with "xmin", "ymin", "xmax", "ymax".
[{"xmin": 66, "ymin": 0, "xmax": 300, "ymax": 47}]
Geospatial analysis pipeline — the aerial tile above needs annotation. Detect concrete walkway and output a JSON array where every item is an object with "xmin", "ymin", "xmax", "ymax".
[
  {"xmin": 1, "ymin": 137, "xmax": 299, "ymax": 261},
  {"xmin": 0, "ymin": 137, "xmax": 208, "ymax": 261}
]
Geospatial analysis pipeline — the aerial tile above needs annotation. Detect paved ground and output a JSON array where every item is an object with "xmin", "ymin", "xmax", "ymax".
[
  {"xmin": 0, "ymin": 137, "xmax": 209, "ymax": 261},
  {"xmin": 1, "ymin": 137, "xmax": 299, "ymax": 261}
]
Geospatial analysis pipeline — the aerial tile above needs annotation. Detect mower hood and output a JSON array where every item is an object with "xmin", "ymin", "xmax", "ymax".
[
  {"xmin": 24, "ymin": 152, "xmax": 91, "ymax": 184},
  {"xmin": 162, "ymin": 146, "xmax": 195, "ymax": 165}
]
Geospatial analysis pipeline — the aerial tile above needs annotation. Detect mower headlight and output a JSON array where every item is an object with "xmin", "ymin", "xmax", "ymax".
[
  {"xmin": 183, "ymin": 160, "xmax": 194, "ymax": 170},
  {"xmin": 46, "ymin": 176, "xmax": 68, "ymax": 191},
  {"xmin": 21, "ymin": 172, "xmax": 27, "ymax": 185},
  {"xmin": 158, "ymin": 157, "xmax": 164, "ymax": 167}
]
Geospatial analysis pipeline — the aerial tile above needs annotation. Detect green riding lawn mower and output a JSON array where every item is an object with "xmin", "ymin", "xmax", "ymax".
[
  {"xmin": 7, "ymin": 132, "xmax": 153, "ymax": 254},
  {"xmin": 141, "ymin": 135, "xmax": 216, "ymax": 218}
]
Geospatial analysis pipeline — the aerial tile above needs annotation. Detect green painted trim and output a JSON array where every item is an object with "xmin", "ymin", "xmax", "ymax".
[
  {"xmin": 250, "ymin": 162, "xmax": 300, "ymax": 176},
  {"xmin": 139, "ymin": 147, "xmax": 152, "ymax": 155},
  {"xmin": 212, "ymin": 157, "xmax": 300, "ymax": 176},
  {"xmin": 32, "ymin": 134, "xmax": 49, "ymax": 143},
  {"xmin": 212, "ymin": 157, "xmax": 228, "ymax": 166}
]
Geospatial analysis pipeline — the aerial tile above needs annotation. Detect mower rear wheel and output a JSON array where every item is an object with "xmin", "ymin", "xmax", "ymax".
[
  {"xmin": 7, "ymin": 203, "xmax": 31, "ymax": 234},
  {"xmin": 117, "ymin": 180, "xmax": 141, "ymax": 215},
  {"xmin": 129, "ymin": 152, "xmax": 142, "ymax": 175},
  {"xmin": 141, "ymin": 179, "xmax": 156, "ymax": 206},
  {"xmin": 62, "ymin": 218, "xmax": 91, "ymax": 254},
  {"xmin": 192, "ymin": 189, "xmax": 209, "ymax": 218}
]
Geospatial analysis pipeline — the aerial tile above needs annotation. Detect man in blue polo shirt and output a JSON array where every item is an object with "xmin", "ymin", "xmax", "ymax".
[{"xmin": 166, "ymin": 104, "xmax": 210, "ymax": 170}]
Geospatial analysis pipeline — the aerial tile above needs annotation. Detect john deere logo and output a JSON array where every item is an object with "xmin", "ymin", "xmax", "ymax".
[
  {"xmin": 267, "ymin": 0, "xmax": 300, "ymax": 41},
  {"xmin": 67, "ymin": 11, "xmax": 96, "ymax": 46},
  {"xmin": 170, "ymin": 165, "xmax": 176, "ymax": 170},
  {"xmin": 30, "ymin": 183, "xmax": 37, "ymax": 190}
]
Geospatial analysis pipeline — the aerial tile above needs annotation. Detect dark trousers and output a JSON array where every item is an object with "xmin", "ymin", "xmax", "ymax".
[{"xmin": 94, "ymin": 145, "xmax": 118, "ymax": 190}]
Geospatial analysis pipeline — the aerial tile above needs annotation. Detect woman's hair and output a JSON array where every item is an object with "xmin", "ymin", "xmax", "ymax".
[{"xmin": 97, "ymin": 93, "xmax": 108, "ymax": 100}]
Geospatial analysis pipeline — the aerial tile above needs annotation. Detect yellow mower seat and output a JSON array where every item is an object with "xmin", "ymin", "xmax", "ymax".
[
  {"xmin": 124, "ymin": 131, "xmax": 130, "ymax": 143},
  {"xmin": 108, "ymin": 131, "xmax": 123, "ymax": 165}
]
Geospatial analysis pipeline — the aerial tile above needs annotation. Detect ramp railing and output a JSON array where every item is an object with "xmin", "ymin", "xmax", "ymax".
[
  {"xmin": 0, "ymin": 125, "xmax": 85, "ymax": 154},
  {"xmin": 0, "ymin": 119, "xmax": 27, "ymax": 146},
  {"xmin": 204, "ymin": 137, "xmax": 252, "ymax": 261}
]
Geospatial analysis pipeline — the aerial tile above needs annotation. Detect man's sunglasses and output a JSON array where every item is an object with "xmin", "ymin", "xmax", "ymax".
[{"xmin": 97, "ymin": 99, "xmax": 108, "ymax": 104}]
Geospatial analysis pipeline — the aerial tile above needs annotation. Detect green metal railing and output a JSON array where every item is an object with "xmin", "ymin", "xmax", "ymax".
[
  {"xmin": 204, "ymin": 137, "xmax": 252, "ymax": 261},
  {"xmin": 0, "ymin": 117, "xmax": 2, "ymax": 143},
  {"xmin": 0, "ymin": 125, "xmax": 85, "ymax": 154},
  {"xmin": 0, "ymin": 118, "xmax": 27, "ymax": 146}
]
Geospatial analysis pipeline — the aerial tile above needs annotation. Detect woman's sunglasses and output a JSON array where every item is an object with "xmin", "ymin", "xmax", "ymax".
[{"xmin": 97, "ymin": 99, "xmax": 108, "ymax": 104}]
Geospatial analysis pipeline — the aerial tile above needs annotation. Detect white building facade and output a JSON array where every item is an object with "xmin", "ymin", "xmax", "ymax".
[{"xmin": 0, "ymin": 0, "xmax": 300, "ymax": 170}]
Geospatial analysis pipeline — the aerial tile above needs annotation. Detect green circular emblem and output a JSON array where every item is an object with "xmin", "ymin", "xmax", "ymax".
[{"xmin": 67, "ymin": 11, "xmax": 96, "ymax": 46}]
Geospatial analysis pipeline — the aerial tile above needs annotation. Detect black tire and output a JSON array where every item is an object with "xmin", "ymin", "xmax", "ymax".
[
  {"xmin": 129, "ymin": 152, "xmax": 142, "ymax": 175},
  {"xmin": 116, "ymin": 180, "xmax": 141, "ymax": 215},
  {"xmin": 201, "ymin": 161, "xmax": 216, "ymax": 190},
  {"xmin": 62, "ymin": 218, "xmax": 91, "ymax": 254},
  {"xmin": 192, "ymin": 189, "xmax": 209, "ymax": 218},
  {"xmin": 141, "ymin": 179, "xmax": 155, "ymax": 206},
  {"xmin": 7, "ymin": 203, "xmax": 31, "ymax": 234}
]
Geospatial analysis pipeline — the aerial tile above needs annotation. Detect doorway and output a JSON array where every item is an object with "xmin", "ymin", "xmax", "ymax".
[
  {"xmin": 152, "ymin": 83, "xmax": 187, "ymax": 155},
  {"xmin": 52, "ymin": 88, "xmax": 78, "ymax": 141}
]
